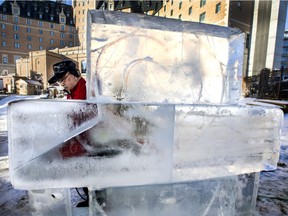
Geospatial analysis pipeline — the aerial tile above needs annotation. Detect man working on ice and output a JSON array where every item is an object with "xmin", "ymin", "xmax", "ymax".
[
  {"xmin": 48, "ymin": 59, "xmax": 90, "ymax": 207},
  {"xmin": 48, "ymin": 59, "xmax": 86, "ymax": 100}
]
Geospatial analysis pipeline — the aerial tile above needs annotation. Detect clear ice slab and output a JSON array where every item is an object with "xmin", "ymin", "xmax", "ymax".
[
  {"xmin": 8, "ymin": 100, "xmax": 283, "ymax": 190},
  {"xmin": 86, "ymin": 10, "xmax": 245, "ymax": 104}
]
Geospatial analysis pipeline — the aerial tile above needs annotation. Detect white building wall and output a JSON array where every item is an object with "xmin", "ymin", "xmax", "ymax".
[
  {"xmin": 266, "ymin": 0, "xmax": 287, "ymax": 70},
  {"xmin": 248, "ymin": 0, "xmax": 287, "ymax": 76},
  {"xmin": 248, "ymin": 0, "xmax": 259, "ymax": 76}
]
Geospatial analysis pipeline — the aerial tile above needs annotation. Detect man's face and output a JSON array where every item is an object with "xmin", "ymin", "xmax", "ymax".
[{"xmin": 58, "ymin": 72, "xmax": 78, "ymax": 92}]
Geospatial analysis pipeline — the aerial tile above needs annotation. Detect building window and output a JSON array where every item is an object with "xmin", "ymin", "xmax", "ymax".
[
  {"xmin": 170, "ymin": 10, "xmax": 173, "ymax": 16},
  {"xmin": 200, "ymin": 0, "xmax": 206, "ymax": 7},
  {"xmin": 60, "ymin": 40, "xmax": 65, "ymax": 46},
  {"xmin": 50, "ymin": 39, "xmax": 54, "ymax": 44},
  {"xmin": 1, "ymin": 23, "xmax": 6, "ymax": 29},
  {"xmin": 26, "ymin": 19, "xmax": 31, "ymax": 25},
  {"xmin": 13, "ymin": 25, "xmax": 20, "ymax": 31},
  {"xmin": 199, "ymin": 12, "xmax": 206, "ymax": 22},
  {"xmin": 39, "ymin": 37, "xmax": 43, "ymax": 43},
  {"xmin": 27, "ymin": 27, "xmax": 31, "ymax": 32},
  {"xmin": 69, "ymin": 41, "xmax": 73, "ymax": 46},
  {"xmin": 27, "ymin": 44, "xmax": 32, "ymax": 50},
  {"xmin": 13, "ymin": 8, "xmax": 19, "ymax": 15},
  {"xmin": 50, "ymin": 31, "xmax": 54, "ymax": 36},
  {"xmin": 27, "ymin": 11, "xmax": 31, "ymax": 17},
  {"xmin": 2, "ymin": 41, "xmax": 6, "ymax": 47},
  {"xmin": 171, "ymin": 0, "xmax": 174, "ymax": 5},
  {"xmin": 13, "ymin": 16, "xmax": 19, "ymax": 23},
  {"xmin": 69, "ymin": 34, "xmax": 73, "ymax": 39},
  {"xmin": 13, "ymin": 34, "xmax": 20, "ymax": 40},
  {"xmin": 60, "ymin": 33, "xmax": 65, "ymax": 38},
  {"xmin": 215, "ymin": 2, "xmax": 221, "ymax": 13},
  {"xmin": 50, "ymin": 24, "xmax": 54, "ymax": 28},
  {"xmin": 3, "ymin": 55, "xmax": 8, "ymax": 64},
  {"xmin": 50, "ymin": 16, "xmax": 54, "ymax": 21},
  {"xmin": 246, "ymin": 33, "xmax": 250, "ymax": 49},
  {"xmin": 283, "ymin": 47, "xmax": 288, "ymax": 53},
  {"xmin": 189, "ymin": 6, "xmax": 192, "ymax": 15},
  {"xmin": 179, "ymin": 14, "xmax": 182, "ymax": 20},
  {"xmin": 61, "ymin": 25, "xmax": 65, "ymax": 31},
  {"xmin": 83, "ymin": 9, "xmax": 85, "ymax": 14},
  {"xmin": 14, "ymin": 42, "xmax": 20, "ymax": 48},
  {"xmin": 237, "ymin": 1, "xmax": 242, "ymax": 10},
  {"xmin": 60, "ymin": 17, "xmax": 65, "ymax": 23},
  {"xmin": 39, "ymin": 45, "xmax": 43, "ymax": 50},
  {"xmin": 81, "ymin": 60, "xmax": 86, "ymax": 73},
  {"xmin": 164, "ymin": 5, "xmax": 166, "ymax": 12},
  {"xmin": 2, "ymin": 15, "xmax": 7, "ymax": 20},
  {"xmin": 1, "ymin": 32, "xmax": 6, "ymax": 38},
  {"xmin": 39, "ymin": 29, "xmax": 43, "ymax": 34},
  {"xmin": 39, "ymin": 21, "xmax": 43, "ymax": 27},
  {"xmin": 39, "ymin": 14, "xmax": 43, "ymax": 19},
  {"xmin": 179, "ymin": 1, "xmax": 182, "ymax": 10},
  {"xmin": 14, "ymin": 55, "xmax": 21, "ymax": 64},
  {"xmin": 27, "ymin": 36, "xmax": 32, "ymax": 41}
]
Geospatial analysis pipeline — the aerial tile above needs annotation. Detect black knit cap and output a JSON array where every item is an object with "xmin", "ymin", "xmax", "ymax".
[{"xmin": 48, "ymin": 59, "xmax": 80, "ymax": 84}]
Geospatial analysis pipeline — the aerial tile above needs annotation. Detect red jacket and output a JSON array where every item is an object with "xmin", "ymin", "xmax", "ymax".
[
  {"xmin": 61, "ymin": 77, "xmax": 87, "ymax": 158},
  {"xmin": 67, "ymin": 77, "xmax": 86, "ymax": 100}
]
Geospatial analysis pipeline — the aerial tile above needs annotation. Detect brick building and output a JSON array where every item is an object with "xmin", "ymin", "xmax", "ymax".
[
  {"xmin": 0, "ymin": 0, "xmax": 77, "ymax": 90},
  {"xmin": 73, "ymin": 0, "xmax": 163, "ymax": 47}
]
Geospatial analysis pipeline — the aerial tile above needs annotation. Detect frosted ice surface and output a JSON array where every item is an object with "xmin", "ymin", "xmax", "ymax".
[
  {"xmin": 101, "ymin": 173, "xmax": 258, "ymax": 216},
  {"xmin": 86, "ymin": 10, "xmax": 245, "ymax": 104},
  {"xmin": 29, "ymin": 189, "xmax": 71, "ymax": 215},
  {"xmin": 8, "ymin": 99, "xmax": 98, "ymax": 170},
  {"xmin": 8, "ymin": 100, "xmax": 283, "ymax": 190},
  {"xmin": 7, "ymin": 10, "xmax": 283, "ymax": 216}
]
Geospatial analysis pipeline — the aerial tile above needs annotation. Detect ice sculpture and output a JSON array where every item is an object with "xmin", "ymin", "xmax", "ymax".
[{"xmin": 8, "ymin": 10, "xmax": 283, "ymax": 216}]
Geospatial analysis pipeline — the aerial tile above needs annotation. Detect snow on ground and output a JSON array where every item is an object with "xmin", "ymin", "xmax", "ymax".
[{"xmin": 0, "ymin": 95, "xmax": 287, "ymax": 215}]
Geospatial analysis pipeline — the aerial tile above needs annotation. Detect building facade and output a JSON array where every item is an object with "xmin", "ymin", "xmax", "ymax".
[
  {"xmin": 0, "ymin": 0, "xmax": 77, "ymax": 89},
  {"xmin": 73, "ymin": 0, "xmax": 162, "ymax": 47},
  {"xmin": 282, "ymin": 31, "xmax": 288, "ymax": 69}
]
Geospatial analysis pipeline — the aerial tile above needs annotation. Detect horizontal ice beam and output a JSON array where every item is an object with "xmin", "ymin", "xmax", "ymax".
[{"xmin": 8, "ymin": 100, "xmax": 283, "ymax": 190}]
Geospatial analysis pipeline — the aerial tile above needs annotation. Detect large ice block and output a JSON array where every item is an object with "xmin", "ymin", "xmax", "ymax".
[
  {"xmin": 86, "ymin": 10, "xmax": 245, "ymax": 104},
  {"xmin": 8, "ymin": 100, "xmax": 283, "ymax": 190},
  {"xmin": 7, "ymin": 10, "xmax": 283, "ymax": 216}
]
